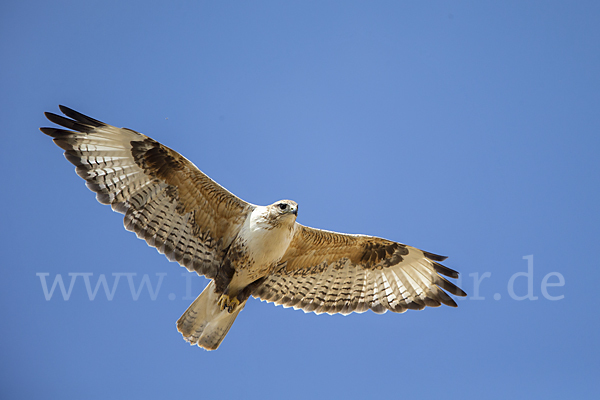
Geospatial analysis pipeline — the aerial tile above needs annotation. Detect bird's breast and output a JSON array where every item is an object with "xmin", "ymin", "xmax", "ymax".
[{"xmin": 234, "ymin": 207, "xmax": 292, "ymax": 266}]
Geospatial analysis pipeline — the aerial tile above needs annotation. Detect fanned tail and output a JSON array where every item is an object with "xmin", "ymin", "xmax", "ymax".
[{"xmin": 177, "ymin": 281, "xmax": 245, "ymax": 350}]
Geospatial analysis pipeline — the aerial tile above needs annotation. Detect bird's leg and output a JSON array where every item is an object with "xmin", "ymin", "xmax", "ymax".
[
  {"xmin": 217, "ymin": 292, "xmax": 240, "ymax": 313},
  {"xmin": 217, "ymin": 277, "xmax": 266, "ymax": 313},
  {"xmin": 235, "ymin": 277, "xmax": 267, "ymax": 304}
]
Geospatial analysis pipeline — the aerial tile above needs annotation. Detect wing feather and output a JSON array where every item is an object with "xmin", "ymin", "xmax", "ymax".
[
  {"xmin": 41, "ymin": 106, "xmax": 253, "ymax": 279},
  {"xmin": 254, "ymin": 224, "xmax": 466, "ymax": 315}
]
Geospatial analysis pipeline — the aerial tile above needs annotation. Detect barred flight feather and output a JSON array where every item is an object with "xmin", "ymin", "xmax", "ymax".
[{"xmin": 253, "ymin": 224, "xmax": 466, "ymax": 315}]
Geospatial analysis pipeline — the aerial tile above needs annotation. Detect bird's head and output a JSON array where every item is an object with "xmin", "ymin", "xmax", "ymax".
[{"xmin": 268, "ymin": 199, "xmax": 298, "ymax": 223}]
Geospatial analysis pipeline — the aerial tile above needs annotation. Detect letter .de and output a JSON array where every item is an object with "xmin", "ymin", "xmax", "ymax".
[{"xmin": 507, "ymin": 255, "xmax": 565, "ymax": 301}]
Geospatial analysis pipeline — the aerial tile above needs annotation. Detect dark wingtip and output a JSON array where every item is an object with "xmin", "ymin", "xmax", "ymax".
[
  {"xmin": 44, "ymin": 111, "xmax": 66, "ymax": 126},
  {"xmin": 42, "ymin": 105, "xmax": 106, "ymax": 134},
  {"xmin": 422, "ymin": 250, "xmax": 448, "ymax": 262},
  {"xmin": 445, "ymin": 299, "xmax": 459, "ymax": 307},
  {"xmin": 435, "ymin": 275, "xmax": 468, "ymax": 297},
  {"xmin": 40, "ymin": 127, "xmax": 68, "ymax": 137},
  {"xmin": 58, "ymin": 105, "xmax": 105, "ymax": 127},
  {"xmin": 432, "ymin": 261, "xmax": 460, "ymax": 279},
  {"xmin": 43, "ymin": 109, "xmax": 95, "ymax": 133}
]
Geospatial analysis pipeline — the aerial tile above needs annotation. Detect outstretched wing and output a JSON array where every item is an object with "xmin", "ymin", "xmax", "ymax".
[
  {"xmin": 253, "ymin": 224, "xmax": 466, "ymax": 315},
  {"xmin": 41, "ymin": 105, "xmax": 253, "ymax": 279}
]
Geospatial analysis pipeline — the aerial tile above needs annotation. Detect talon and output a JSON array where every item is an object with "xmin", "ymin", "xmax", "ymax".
[
  {"xmin": 218, "ymin": 294, "xmax": 240, "ymax": 313},
  {"xmin": 217, "ymin": 294, "xmax": 228, "ymax": 311}
]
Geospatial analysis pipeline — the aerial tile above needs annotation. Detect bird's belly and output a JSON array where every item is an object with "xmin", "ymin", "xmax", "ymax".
[
  {"xmin": 232, "ymin": 263, "xmax": 272, "ymax": 287},
  {"xmin": 228, "ymin": 225, "xmax": 293, "ymax": 291}
]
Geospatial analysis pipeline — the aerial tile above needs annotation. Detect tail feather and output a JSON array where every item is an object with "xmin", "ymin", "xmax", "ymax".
[{"xmin": 177, "ymin": 281, "xmax": 245, "ymax": 351}]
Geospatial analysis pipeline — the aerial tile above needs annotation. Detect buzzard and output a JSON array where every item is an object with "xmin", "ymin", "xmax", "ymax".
[{"xmin": 41, "ymin": 106, "xmax": 466, "ymax": 350}]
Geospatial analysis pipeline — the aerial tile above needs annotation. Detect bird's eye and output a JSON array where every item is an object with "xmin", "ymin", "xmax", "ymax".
[{"xmin": 278, "ymin": 203, "xmax": 288, "ymax": 210}]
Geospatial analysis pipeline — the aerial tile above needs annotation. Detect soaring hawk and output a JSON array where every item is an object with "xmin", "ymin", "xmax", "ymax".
[{"xmin": 41, "ymin": 106, "xmax": 466, "ymax": 350}]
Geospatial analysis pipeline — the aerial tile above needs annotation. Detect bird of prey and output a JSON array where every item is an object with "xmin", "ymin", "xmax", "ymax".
[{"xmin": 41, "ymin": 106, "xmax": 466, "ymax": 350}]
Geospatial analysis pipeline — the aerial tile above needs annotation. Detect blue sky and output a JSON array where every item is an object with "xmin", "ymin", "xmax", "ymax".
[{"xmin": 1, "ymin": 1, "xmax": 599, "ymax": 398}]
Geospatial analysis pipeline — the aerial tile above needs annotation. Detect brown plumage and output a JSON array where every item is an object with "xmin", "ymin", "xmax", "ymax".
[{"xmin": 41, "ymin": 106, "xmax": 467, "ymax": 350}]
